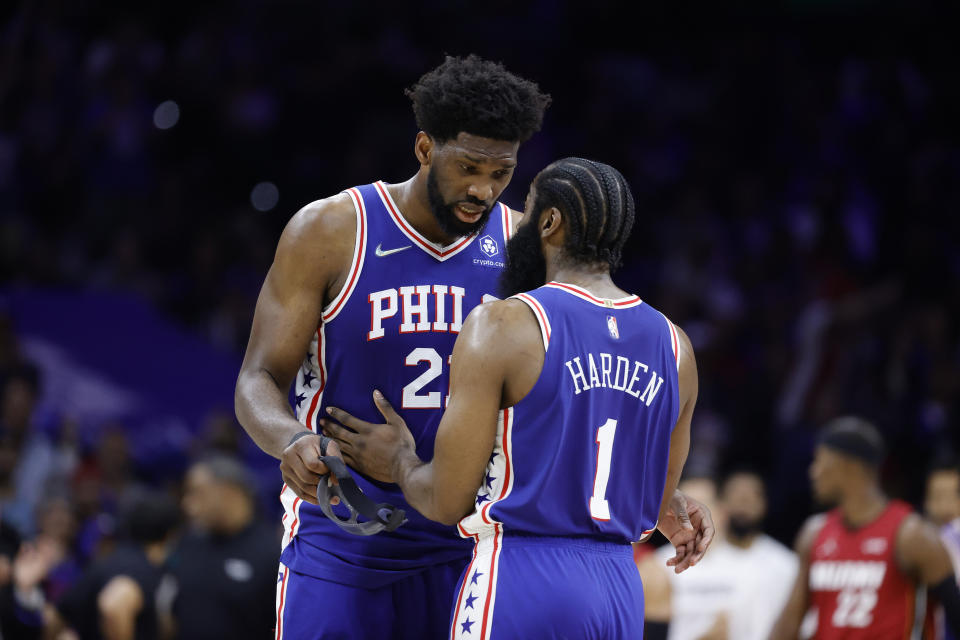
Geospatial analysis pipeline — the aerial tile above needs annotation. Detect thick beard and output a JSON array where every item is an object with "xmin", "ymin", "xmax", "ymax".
[
  {"xmin": 499, "ymin": 218, "xmax": 547, "ymax": 298},
  {"xmin": 427, "ymin": 168, "xmax": 493, "ymax": 238},
  {"xmin": 726, "ymin": 514, "xmax": 764, "ymax": 541}
]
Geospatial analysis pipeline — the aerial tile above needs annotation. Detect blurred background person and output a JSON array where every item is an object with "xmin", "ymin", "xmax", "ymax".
[
  {"xmin": 655, "ymin": 472, "xmax": 796, "ymax": 640},
  {"xmin": 52, "ymin": 492, "xmax": 180, "ymax": 640},
  {"xmin": 0, "ymin": 364, "xmax": 56, "ymax": 538},
  {"xmin": 636, "ymin": 538, "xmax": 673, "ymax": 640},
  {"xmin": 0, "ymin": 521, "xmax": 60, "ymax": 640},
  {"xmin": 770, "ymin": 417, "xmax": 960, "ymax": 639},
  {"xmin": 926, "ymin": 457, "xmax": 960, "ymax": 639},
  {"xmin": 163, "ymin": 455, "xmax": 278, "ymax": 640},
  {"xmin": 927, "ymin": 457, "xmax": 960, "ymax": 559}
]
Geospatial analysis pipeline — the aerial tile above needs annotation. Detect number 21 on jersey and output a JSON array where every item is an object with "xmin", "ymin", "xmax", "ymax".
[{"xmin": 590, "ymin": 418, "xmax": 618, "ymax": 521}]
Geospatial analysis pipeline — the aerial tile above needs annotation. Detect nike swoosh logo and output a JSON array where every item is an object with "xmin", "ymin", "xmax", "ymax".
[{"xmin": 375, "ymin": 243, "xmax": 412, "ymax": 257}]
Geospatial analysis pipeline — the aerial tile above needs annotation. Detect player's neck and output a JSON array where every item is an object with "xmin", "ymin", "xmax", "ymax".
[
  {"xmin": 547, "ymin": 265, "xmax": 625, "ymax": 300},
  {"xmin": 390, "ymin": 176, "xmax": 461, "ymax": 246},
  {"xmin": 840, "ymin": 485, "xmax": 887, "ymax": 529},
  {"xmin": 726, "ymin": 532, "xmax": 759, "ymax": 549}
]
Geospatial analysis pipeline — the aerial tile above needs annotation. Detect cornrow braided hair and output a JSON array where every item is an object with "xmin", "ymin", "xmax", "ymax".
[{"xmin": 531, "ymin": 157, "xmax": 636, "ymax": 270}]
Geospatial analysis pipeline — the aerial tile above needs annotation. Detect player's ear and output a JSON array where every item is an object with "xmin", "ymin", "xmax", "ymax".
[
  {"xmin": 540, "ymin": 206, "xmax": 563, "ymax": 238},
  {"xmin": 414, "ymin": 132, "xmax": 434, "ymax": 166}
]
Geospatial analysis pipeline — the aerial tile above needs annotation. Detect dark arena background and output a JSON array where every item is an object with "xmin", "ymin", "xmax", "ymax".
[{"xmin": 1, "ymin": 1, "xmax": 958, "ymax": 638}]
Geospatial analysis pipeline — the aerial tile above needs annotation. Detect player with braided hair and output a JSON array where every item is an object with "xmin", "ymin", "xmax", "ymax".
[
  {"xmin": 499, "ymin": 157, "xmax": 636, "ymax": 299},
  {"xmin": 324, "ymin": 158, "xmax": 705, "ymax": 638}
]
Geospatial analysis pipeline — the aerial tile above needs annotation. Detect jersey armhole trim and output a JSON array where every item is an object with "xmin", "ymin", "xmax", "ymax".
[
  {"xmin": 638, "ymin": 521, "xmax": 658, "ymax": 542},
  {"xmin": 322, "ymin": 187, "xmax": 367, "ymax": 323},
  {"xmin": 501, "ymin": 203, "xmax": 513, "ymax": 243},
  {"xmin": 660, "ymin": 312, "xmax": 680, "ymax": 372},
  {"xmin": 511, "ymin": 293, "xmax": 551, "ymax": 352}
]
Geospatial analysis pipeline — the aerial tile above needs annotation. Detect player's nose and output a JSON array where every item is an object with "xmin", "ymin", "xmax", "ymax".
[{"xmin": 467, "ymin": 180, "xmax": 494, "ymax": 203}]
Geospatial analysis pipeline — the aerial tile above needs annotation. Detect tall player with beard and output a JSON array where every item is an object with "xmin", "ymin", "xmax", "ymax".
[
  {"xmin": 236, "ymin": 55, "xmax": 549, "ymax": 639},
  {"xmin": 769, "ymin": 418, "xmax": 960, "ymax": 640},
  {"xmin": 324, "ymin": 158, "xmax": 709, "ymax": 638}
]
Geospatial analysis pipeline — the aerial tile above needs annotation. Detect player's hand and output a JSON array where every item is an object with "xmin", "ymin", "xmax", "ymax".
[
  {"xmin": 279, "ymin": 432, "xmax": 342, "ymax": 506},
  {"xmin": 321, "ymin": 390, "xmax": 416, "ymax": 484},
  {"xmin": 658, "ymin": 490, "xmax": 714, "ymax": 573}
]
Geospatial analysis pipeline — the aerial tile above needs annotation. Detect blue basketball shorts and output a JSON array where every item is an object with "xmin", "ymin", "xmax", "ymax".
[
  {"xmin": 274, "ymin": 557, "xmax": 464, "ymax": 640},
  {"xmin": 449, "ymin": 532, "xmax": 645, "ymax": 640}
]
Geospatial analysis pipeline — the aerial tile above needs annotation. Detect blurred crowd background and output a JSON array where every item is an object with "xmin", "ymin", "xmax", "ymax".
[{"xmin": 1, "ymin": 0, "xmax": 958, "ymax": 638}]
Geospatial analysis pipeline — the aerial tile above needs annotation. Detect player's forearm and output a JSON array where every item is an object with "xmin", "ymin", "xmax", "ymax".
[
  {"xmin": 767, "ymin": 605, "xmax": 803, "ymax": 640},
  {"xmin": 396, "ymin": 454, "xmax": 469, "ymax": 526},
  {"xmin": 235, "ymin": 368, "xmax": 308, "ymax": 459}
]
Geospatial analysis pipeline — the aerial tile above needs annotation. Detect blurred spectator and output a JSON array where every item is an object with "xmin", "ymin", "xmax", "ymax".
[
  {"xmin": 657, "ymin": 472, "xmax": 797, "ymax": 640},
  {"xmin": 636, "ymin": 541, "xmax": 672, "ymax": 640},
  {"xmin": 927, "ymin": 457, "xmax": 960, "ymax": 531},
  {"xmin": 0, "ymin": 364, "xmax": 56, "ymax": 536},
  {"xmin": 0, "ymin": 520, "xmax": 45, "ymax": 639},
  {"xmin": 926, "ymin": 457, "xmax": 960, "ymax": 640},
  {"xmin": 52, "ymin": 492, "xmax": 180, "ymax": 640},
  {"xmin": 191, "ymin": 410, "xmax": 243, "ymax": 459},
  {"xmin": 33, "ymin": 496, "xmax": 84, "ymax": 605},
  {"xmin": 163, "ymin": 455, "xmax": 278, "ymax": 640}
]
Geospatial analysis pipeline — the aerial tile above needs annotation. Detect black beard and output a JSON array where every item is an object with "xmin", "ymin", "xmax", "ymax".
[
  {"xmin": 499, "ymin": 218, "xmax": 547, "ymax": 298},
  {"xmin": 726, "ymin": 514, "xmax": 764, "ymax": 541},
  {"xmin": 427, "ymin": 168, "xmax": 493, "ymax": 238}
]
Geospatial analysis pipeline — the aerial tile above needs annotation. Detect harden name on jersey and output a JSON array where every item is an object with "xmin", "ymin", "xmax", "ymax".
[{"xmin": 565, "ymin": 352, "xmax": 666, "ymax": 406}]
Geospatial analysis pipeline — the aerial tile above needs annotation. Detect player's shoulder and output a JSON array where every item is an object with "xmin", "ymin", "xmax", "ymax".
[
  {"xmin": 894, "ymin": 511, "xmax": 939, "ymax": 549},
  {"xmin": 458, "ymin": 298, "xmax": 544, "ymax": 360},
  {"xmin": 285, "ymin": 192, "xmax": 357, "ymax": 241},
  {"xmin": 464, "ymin": 298, "xmax": 539, "ymax": 336},
  {"xmin": 503, "ymin": 204, "xmax": 523, "ymax": 232},
  {"xmin": 796, "ymin": 512, "xmax": 830, "ymax": 555},
  {"xmin": 276, "ymin": 192, "xmax": 357, "ymax": 264}
]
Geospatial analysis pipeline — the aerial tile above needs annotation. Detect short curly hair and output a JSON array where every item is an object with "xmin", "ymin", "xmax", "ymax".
[{"xmin": 406, "ymin": 54, "xmax": 551, "ymax": 144}]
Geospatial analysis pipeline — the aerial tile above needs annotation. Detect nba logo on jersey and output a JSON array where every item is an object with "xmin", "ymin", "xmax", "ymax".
[
  {"xmin": 479, "ymin": 235, "xmax": 498, "ymax": 257},
  {"xmin": 607, "ymin": 315, "xmax": 620, "ymax": 339}
]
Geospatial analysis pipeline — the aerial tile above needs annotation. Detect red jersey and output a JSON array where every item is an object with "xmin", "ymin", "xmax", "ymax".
[{"xmin": 809, "ymin": 500, "xmax": 928, "ymax": 639}]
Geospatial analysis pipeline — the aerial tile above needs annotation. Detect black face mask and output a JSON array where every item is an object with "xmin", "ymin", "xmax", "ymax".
[
  {"xmin": 426, "ymin": 167, "xmax": 493, "ymax": 238},
  {"xmin": 727, "ymin": 514, "xmax": 764, "ymax": 540},
  {"xmin": 499, "ymin": 215, "xmax": 547, "ymax": 299}
]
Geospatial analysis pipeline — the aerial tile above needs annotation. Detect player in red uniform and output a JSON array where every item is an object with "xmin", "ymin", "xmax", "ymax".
[{"xmin": 770, "ymin": 417, "xmax": 960, "ymax": 640}]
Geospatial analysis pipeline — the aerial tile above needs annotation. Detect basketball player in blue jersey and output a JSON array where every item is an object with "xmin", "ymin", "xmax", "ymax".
[
  {"xmin": 235, "ymin": 55, "xmax": 551, "ymax": 639},
  {"xmin": 324, "ymin": 157, "xmax": 705, "ymax": 639}
]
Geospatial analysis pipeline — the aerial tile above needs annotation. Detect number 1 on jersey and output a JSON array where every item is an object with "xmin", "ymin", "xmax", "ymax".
[{"xmin": 590, "ymin": 418, "xmax": 618, "ymax": 521}]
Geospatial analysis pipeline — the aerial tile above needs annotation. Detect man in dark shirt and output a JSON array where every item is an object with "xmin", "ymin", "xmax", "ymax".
[
  {"xmin": 54, "ymin": 492, "xmax": 180, "ymax": 640},
  {"xmin": 166, "ymin": 455, "xmax": 279, "ymax": 640}
]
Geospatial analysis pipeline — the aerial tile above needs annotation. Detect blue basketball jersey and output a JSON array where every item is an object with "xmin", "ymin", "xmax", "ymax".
[
  {"xmin": 457, "ymin": 282, "xmax": 681, "ymax": 544},
  {"xmin": 280, "ymin": 181, "xmax": 514, "ymax": 588}
]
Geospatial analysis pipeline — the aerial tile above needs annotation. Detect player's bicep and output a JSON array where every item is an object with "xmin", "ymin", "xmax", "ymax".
[
  {"xmin": 242, "ymin": 263, "xmax": 324, "ymax": 388},
  {"xmin": 239, "ymin": 198, "xmax": 353, "ymax": 388},
  {"xmin": 660, "ymin": 327, "xmax": 697, "ymax": 514},
  {"xmin": 896, "ymin": 515, "xmax": 954, "ymax": 585}
]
